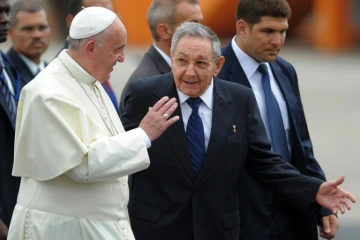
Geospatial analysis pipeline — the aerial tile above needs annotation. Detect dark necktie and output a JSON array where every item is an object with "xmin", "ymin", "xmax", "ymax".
[
  {"xmin": 258, "ymin": 64, "xmax": 290, "ymax": 162},
  {"xmin": 0, "ymin": 65, "xmax": 17, "ymax": 126},
  {"xmin": 186, "ymin": 97, "xmax": 205, "ymax": 177}
]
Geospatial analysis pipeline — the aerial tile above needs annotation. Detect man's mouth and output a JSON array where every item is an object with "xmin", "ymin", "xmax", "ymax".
[
  {"xmin": 31, "ymin": 41, "xmax": 44, "ymax": 48},
  {"xmin": 183, "ymin": 79, "xmax": 198, "ymax": 84}
]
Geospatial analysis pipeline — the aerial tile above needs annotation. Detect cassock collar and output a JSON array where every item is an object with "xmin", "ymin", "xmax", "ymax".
[{"xmin": 58, "ymin": 50, "xmax": 97, "ymax": 85}]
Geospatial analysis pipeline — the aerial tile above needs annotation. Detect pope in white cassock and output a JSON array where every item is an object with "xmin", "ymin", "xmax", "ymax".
[{"xmin": 7, "ymin": 7, "xmax": 179, "ymax": 240}]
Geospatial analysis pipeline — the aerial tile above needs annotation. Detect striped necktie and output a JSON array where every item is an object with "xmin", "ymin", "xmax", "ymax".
[
  {"xmin": 258, "ymin": 64, "xmax": 290, "ymax": 162},
  {"xmin": 186, "ymin": 97, "xmax": 205, "ymax": 177},
  {"xmin": 0, "ymin": 66, "xmax": 17, "ymax": 126}
]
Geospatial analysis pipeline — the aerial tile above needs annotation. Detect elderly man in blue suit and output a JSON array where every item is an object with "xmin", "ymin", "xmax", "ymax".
[{"xmin": 218, "ymin": 0, "xmax": 338, "ymax": 240}]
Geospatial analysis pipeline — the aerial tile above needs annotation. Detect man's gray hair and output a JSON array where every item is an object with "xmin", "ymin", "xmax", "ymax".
[
  {"xmin": 68, "ymin": 28, "xmax": 110, "ymax": 50},
  {"xmin": 170, "ymin": 22, "xmax": 221, "ymax": 58},
  {"xmin": 147, "ymin": 0, "xmax": 199, "ymax": 41}
]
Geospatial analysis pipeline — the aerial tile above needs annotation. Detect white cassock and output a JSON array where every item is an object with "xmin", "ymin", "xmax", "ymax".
[{"xmin": 7, "ymin": 50, "xmax": 150, "ymax": 240}]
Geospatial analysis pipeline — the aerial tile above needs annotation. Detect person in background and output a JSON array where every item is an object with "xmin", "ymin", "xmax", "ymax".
[
  {"xmin": 119, "ymin": 0, "xmax": 203, "ymax": 113},
  {"xmin": 218, "ymin": 0, "xmax": 337, "ymax": 239},
  {"xmin": 7, "ymin": 0, "xmax": 50, "ymax": 85},
  {"xmin": 7, "ymin": 7, "xmax": 179, "ymax": 240},
  {"xmin": 120, "ymin": 21, "xmax": 356, "ymax": 240},
  {"xmin": 58, "ymin": 0, "xmax": 118, "ymax": 109},
  {"xmin": 0, "ymin": 0, "xmax": 21, "ymax": 238}
]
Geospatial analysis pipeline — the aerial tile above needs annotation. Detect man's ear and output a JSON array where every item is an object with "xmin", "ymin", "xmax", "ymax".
[
  {"xmin": 84, "ymin": 40, "xmax": 96, "ymax": 59},
  {"xmin": 213, "ymin": 56, "xmax": 225, "ymax": 76},
  {"xmin": 236, "ymin": 19, "xmax": 248, "ymax": 36},
  {"xmin": 157, "ymin": 23, "xmax": 173, "ymax": 40},
  {"xmin": 66, "ymin": 15, "xmax": 74, "ymax": 29}
]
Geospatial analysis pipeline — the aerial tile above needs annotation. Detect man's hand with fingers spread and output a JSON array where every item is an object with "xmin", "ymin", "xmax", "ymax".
[
  {"xmin": 139, "ymin": 96, "xmax": 180, "ymax": 142},
  {"xmin": 316, "ymin": 176, "xmax": 356, "ymax": 214}
]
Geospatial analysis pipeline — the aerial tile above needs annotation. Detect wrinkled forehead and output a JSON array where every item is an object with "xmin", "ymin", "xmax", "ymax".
[{"xmin": 174, "ymin": 36, "xmax": 213, "ymax": 58}]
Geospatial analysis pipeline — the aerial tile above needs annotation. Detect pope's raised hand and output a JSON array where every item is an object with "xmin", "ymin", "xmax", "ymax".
[{"xmin": 139, "ymin": 96, "xmax": 180, "ymax": 142}]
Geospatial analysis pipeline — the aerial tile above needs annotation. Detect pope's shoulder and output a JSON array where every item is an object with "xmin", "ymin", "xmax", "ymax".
[{"xmin": 21, "ymin": 58, "xmax": 77, "ymax": 99}]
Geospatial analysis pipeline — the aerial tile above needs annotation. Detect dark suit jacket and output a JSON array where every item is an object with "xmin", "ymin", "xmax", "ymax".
[
  {"xmin": 218, "ymin": 41, "xmax": 329, "ymax": 240},
  {"xmin": 119, "ymin": 45, "xmax": 171, "ymax": 113},
  {"xmin": 0, "ymin": 51, "xmax": 21, "ymax": 227},
  {"xmin": 6, "ymin": 47, "xmax": 47, "ymax": 85},
  {"xmin": 120, "ymin": 73, "xmax": 323, "ymax": 240}
]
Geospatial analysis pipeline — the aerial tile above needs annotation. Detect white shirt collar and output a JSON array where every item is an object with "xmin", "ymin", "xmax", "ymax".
[
  {"xmin": 58, "ymin": 50, "xmax": 97, "ymax": 85},
  {"xmin": 231, "ymin": 36, "xmax": 271, "ymax": 78},
  {"xmin": 153, "ymin": 44, "xmax": 172, "ymax": 67},
  {"xmin": 176, "ymin": 77, "xmax": 214, "ymax": 110},
  {"xmin": 18, "ymin": 53, "xmax": 46, "ymax": 76}
]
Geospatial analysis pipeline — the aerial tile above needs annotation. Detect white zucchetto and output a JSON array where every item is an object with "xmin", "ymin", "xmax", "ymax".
[{"xmin": 69, "ymin": 6, "xmax": 117, "ymax": 39}]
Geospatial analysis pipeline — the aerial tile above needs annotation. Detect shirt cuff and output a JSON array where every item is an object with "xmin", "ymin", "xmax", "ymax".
[{"xmin": 137, "ymin": 128, "xmax": 151, "ymax": 148}]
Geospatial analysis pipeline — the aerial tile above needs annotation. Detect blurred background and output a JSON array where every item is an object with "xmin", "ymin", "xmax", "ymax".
[{"xmin": 1, "ymin": 0, "xmax": 359, "ymax": 239}]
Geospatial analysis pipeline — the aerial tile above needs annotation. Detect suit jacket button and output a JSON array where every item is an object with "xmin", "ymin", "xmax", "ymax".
[
  {"xmin": 193, "ymin": 188, "xmax": 198, "ymax": 195},
  {"xmin": 265, "ymin": 193, "xmax": 272, "ymax": 200}
]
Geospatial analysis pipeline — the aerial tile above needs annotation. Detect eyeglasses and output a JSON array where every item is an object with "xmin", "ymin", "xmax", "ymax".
[{"xmin": 172, "ymin": 57, "xmax": 217, "ymax": 69}]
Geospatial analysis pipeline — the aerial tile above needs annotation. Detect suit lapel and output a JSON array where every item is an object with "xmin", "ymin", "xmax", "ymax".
[
  {"xmin": 270, "ymin": 62, "xmax": 308, "ymax": 170},
  {"xmin": 7, "ymin": 48, "xmax": 34, "ymax": 85},
  {"xmin": 148, "ymin": 46, "xmax": 172, "ymax": 74},
  {"xmin": 269, "ymin": 62, "xmax": 299, "ymax": 123},
  {"xmin": 197, "ymin": 78, "xmax": 233, "ymax": 182},
  {"xmin": 222, "ymin": 42, "xmax": 251, "ymax": 87},
  {"xmin": 153, "ymin": 74, "xmax": 196, "ymax": 182}
]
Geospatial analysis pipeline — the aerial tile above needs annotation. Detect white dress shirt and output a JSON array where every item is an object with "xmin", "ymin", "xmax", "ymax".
[
  {"xmin": 153, "ymin": 44, "xmax": 172, "ymax": 67},
  {"xmin": 231, "ymin": 37, "xmax": 292, "ymax": 153},
  {"xmin": 177, "ymin": 79, "xmax": 214, "ymax": 150}
]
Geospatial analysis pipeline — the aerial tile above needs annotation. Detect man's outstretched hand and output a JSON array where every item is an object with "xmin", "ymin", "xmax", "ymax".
[{"xmin": 316, "ymin": 176, "xmax": 356, "ymax": 214}]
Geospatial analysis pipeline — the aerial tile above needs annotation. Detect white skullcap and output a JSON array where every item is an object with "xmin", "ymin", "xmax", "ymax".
[{"xmin": 69, "ymin": 6, "xmax": 117, "ymax": 39}]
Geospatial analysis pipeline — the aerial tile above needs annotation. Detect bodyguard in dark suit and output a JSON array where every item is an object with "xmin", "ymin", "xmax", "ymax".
[
  {"xmin": 6, "ymin": 0, "xmax": 50, "ymax": 85},
  {"xmin": 0, "ymin": 0, "xmax": 20, "ymax": 238},
  {"xmin": 119, "ymin": 0, "xmax": 203, "ymax": 113},
  {"xmin": 121, "ymin": 22, "xmax": 355, "ymax": 240},
  {"xmin": 6, "ymin": 47, "xmax": 46, "ymax": 84},
  {"xmin": 217, "ymin": 1, "xmax": 337, "ymax": 240}
]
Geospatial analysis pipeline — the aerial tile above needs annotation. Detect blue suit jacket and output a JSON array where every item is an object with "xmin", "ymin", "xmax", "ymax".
[{"xmin": 218, "ymin": 41, "xmax": 329, "ymax": 240}]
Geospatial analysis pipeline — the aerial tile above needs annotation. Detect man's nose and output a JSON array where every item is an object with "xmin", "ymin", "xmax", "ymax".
[
  {"xmin": 117, "ymin": 52, "xmax": 125, "ymax": 63},
  {"xmin": 184, "ymin": 63, "xmax": 196, "ymax": 76},
  {"xmin": 0, "ymin": 12, "xmax": 10, "ymax": 24},
  {"xmin": 271, "ymin": 32, "xmax": 283, "ymax": 46}
]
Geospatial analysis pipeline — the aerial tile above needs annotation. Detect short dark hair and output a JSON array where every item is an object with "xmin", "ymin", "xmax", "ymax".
[
  {"xmin": 68, "ymin": 0, "xmax": 83, "ymax": 16},
  {"xmin": 10, "ymin": 0, "xmax": 45, "ymax": 27},
  {"xmin": 236, "ymin": 0, "xmax": 291, "ymax": 25}
]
